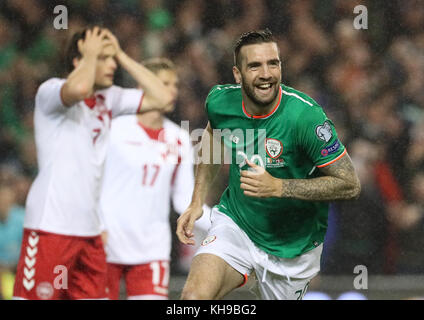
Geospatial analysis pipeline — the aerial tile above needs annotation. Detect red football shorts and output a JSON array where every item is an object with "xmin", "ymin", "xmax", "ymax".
[
  {"xmin": 107, "ymin": 261, "xmax": 169, "ymax": 300},
  {"xmin": 13, "ymin": 229, "xmax": 107, "ymax": 300}
]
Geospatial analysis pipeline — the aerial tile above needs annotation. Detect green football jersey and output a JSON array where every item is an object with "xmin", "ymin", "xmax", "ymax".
[{"xmin": 205, "ymin": 83, "xmax": 346, "ymax": 258}]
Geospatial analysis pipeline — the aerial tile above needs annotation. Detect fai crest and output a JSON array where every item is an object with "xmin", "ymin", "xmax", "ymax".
[
  {"xmin": 201, "ymin": 235, "xmax": 216, "ymax": 246},
  {"xmin": 265, "ymin": 138, "xmax": 283, "ymax": 159}
]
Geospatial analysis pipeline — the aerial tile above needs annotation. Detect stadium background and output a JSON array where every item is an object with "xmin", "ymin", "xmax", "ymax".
[{"xmin": 1, "ymin": 0, "xmax": 424, "ymax": 299}]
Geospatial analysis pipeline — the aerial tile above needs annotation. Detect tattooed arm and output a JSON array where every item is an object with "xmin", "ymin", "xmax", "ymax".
[
  {"xmin": 281, "ymin": 153, "xmax": 361, "ymax": 201},
  {"xmin": 240, "ymin": 153, "xmax": 361, "ymax": 201}
]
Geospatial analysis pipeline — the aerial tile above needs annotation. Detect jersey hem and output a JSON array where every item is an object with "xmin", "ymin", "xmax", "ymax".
[{"xmin": 215, "ymin": 206, "xmax": 325, "ymax": 259}]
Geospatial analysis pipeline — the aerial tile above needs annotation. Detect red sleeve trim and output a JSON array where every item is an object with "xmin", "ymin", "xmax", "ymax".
[
  {"xmin": 316, "ymin": 149, "xmax": 347, "ymax": 168},
  {"xmin": 136, "ymin": 92, "xmax": 144, "ymax": 113}
]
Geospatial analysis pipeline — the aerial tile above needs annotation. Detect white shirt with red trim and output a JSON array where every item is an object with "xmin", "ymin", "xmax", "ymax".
[
  {"xmin": 24, "ymin": 78, "xmax": 144, "ymax": 236},
  {"xmin": 99, "ymin": 115, "xmax": 210, "ymax": 264}
]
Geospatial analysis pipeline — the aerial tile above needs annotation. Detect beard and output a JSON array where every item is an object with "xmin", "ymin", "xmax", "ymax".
[{"xmin": 241, "ymin": 76, "xmax": 280, "ymax": 108}]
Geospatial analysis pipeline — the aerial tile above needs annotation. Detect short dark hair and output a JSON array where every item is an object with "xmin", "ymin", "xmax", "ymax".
[
  {"xmin": 64, "ymin": 28, "xmax": 89, "ymax": 73},
  {"xmin": 64, "ymin": 26, "xmax": 109, "ymax": 73},
  {"xmin": 234, "ymin": 29, "xmax": 276, "ymax": 68}
]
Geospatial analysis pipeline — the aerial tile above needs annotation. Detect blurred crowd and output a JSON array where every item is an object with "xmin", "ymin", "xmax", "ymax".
[{"xmin": 1, "ymin": 0, "xmax": 424, "ymax": 288}]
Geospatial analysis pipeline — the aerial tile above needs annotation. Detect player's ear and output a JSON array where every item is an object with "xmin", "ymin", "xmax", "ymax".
[
  {"xmin": 72, "ymin": 57, "xmax": 80, "ymax": 70},
  {"xmin": 233, "ymin": 66, "xmax": 241, "ymax": 84}
]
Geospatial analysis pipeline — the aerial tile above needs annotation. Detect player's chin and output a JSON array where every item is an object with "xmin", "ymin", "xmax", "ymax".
[
  {"xmin": 255, "ymin": 93, "xmax": 277, "ymax": 106},
  {"xmin": 254, "ymin": 85, "xmax": 278, "ymax": 104},
  {"xmin": 98, "ymin": 77, "xmax": 114, "ymax": 88}
]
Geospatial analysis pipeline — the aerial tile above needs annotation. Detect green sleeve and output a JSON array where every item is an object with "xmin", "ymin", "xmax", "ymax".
[
  {"xmin": 205, "ymin": 85, "xmax": 221, "ymax": 129},
  {"xmin": 296, "ymin": 105, "xmax": 346, "ymax": 168}
]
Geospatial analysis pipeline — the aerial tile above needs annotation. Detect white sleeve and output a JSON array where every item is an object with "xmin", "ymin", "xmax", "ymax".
[
  {"xmin": 110, "ymin": 86, "xmax": 144, "ymax": 118},
  {"xmin": 171, "ymin": 158, "xmax": 194, "ymax": 215},
  {"xmin": 97, "ymin": 212, "xmax": 106, "ymax": 232},
  {"xmin": 35, "ymin": 78, "xmax": 67, "ymax": 114},
  {"xmin": 172, "ymin": 136, "xmax": 211, "ymax": 233}
]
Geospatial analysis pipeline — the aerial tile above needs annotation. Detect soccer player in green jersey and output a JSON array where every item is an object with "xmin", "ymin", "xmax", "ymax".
[{"xmin": 176, "ymin": 29, "xmax": 361, "ymax": 300}]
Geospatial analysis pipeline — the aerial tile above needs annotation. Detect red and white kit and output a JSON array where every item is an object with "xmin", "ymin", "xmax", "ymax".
[
  {"xmin": 99, "ymin": 115, "xmax": 210, "ymax": 299},
  {"xmin": 13, "ymin": 78, "xmax": 143, "ymax": 300}
]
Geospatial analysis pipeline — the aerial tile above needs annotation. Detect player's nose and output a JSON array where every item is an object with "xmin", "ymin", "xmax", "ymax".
[
  {"xmin": 258, "ymin": 65, "xmax": 272, "ymax": 80},
  {"xmin": 108, "ymin": 57, "xmax": 117, "ymax": 71}
]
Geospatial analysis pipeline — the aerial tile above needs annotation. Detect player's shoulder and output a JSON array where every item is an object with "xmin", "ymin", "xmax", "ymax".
[
  {"xmin": 280, "ymin": 85, "xmax": 332, "ymax": 135},
  {"xmin": 206, "ymin": 84, "xmax": 242, "ymax": 105},
  {"xmin": 280, "ymin": 83, "xmax": 327, "ymax": 121},
  {"xmin": 281, "ymin": 84, "xmax": 320, "ymax": 109},
  {"xmin": 36, "ymin": 77, "xmax": 65, "ymax": 96}
]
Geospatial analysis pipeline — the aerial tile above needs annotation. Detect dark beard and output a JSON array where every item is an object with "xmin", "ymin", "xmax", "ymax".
[{"xmin": 242, "ymin": 79, "xmax": 278, "ymax": 107}]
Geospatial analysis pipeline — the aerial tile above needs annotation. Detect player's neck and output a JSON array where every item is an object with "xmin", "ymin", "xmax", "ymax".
[
  {"xmin": 137, "ymin": 111, "xmax": 163, "ymax": 130},
  {"xmin": 242, "ymin": 92, "xmax": 280, "ymax": 117}
]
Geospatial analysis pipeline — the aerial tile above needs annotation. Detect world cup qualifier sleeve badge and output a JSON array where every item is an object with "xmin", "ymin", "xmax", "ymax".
[{"xmin": 265, "ymin": 138, "xmax": 286, "ymax": 168}]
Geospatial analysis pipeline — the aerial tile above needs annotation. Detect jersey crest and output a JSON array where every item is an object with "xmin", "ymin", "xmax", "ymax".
[
  {"xmin": 265, "ymin": 138, "xmax": 283, "ymax": 159},
  {"xmin": 265, "ymin": 138, "xmax": 285, "ymax": 168}
]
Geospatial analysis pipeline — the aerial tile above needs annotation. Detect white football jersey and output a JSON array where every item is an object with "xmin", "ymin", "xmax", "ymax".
[
  {"xmin": 99, "ymin": 115, "xmax": 210, "ymax": 264},
  {"xmin": 24, "ymin": 78, "xmax": 143, "ymax": 236}
]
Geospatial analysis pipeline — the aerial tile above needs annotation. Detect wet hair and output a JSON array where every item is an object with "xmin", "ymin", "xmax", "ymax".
[
  {"xmin": 233, "ymin": 28, "xmax": 276, "ymax": 69},
  {"xmin": 142, "ymin": 57, "xmax": 176, "ymax": 74}
]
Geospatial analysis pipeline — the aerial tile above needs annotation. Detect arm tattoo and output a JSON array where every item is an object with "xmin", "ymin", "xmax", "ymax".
[{"xmin": 281, "ymin": 153, "xmax": 361, "ymax": 201}]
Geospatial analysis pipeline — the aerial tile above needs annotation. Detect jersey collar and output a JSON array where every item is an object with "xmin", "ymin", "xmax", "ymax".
[
  {"xmin": 242, "ymin": 86, "xmax": 282, "ymax": 119},
  {"xmin": 137, "ymin": 121, "xmax": 165, "ymax": 142}
]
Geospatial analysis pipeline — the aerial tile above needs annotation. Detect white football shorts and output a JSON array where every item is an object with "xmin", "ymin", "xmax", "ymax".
[{"xmin": 195, "ymin": 207, "xmax": 323, "ymax": 300}]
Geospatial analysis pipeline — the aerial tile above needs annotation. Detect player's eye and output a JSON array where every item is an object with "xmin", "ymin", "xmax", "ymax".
[{"xmin": 247, "ymin": 63, "xmax": 261, "ymax": 70}]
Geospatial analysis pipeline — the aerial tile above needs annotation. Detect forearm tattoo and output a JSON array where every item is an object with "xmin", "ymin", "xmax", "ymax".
[{"xmin": 281, "ymin": 154, "xmax": 361, "ymax": 201}]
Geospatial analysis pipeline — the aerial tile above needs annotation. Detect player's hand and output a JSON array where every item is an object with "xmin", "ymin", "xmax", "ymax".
[
  {"xmin": 77, "ymin": 26, "xmax": 110, "ymax": 59},
  {"xmin": 103, "ymin": 29, "xmax": 123, "ymax": 58},
  {"xmin": 176, "ymin": 205, "xmax": 204, "ymax": 245},
  {"xmin": 240, "ymin": 159, "xmax": 283, "ymax": 198},
  {"xmin": 100, "ymin": 231, "xmax": 108, "ymax": 246}
]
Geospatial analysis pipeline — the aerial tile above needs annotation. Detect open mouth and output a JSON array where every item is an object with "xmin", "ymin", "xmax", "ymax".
[{"xmin": 255, "ymin": 83, "xmax": 274, "ymax": 95}]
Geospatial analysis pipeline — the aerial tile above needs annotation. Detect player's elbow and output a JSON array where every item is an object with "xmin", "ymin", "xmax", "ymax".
[
  {"xmin": 72, "ymin": 83, "xmax": 93, "ymax": 100},
  {"xmin": 347, "ymin": 177, "xmax": 361, "ymax": 200},
  {"xmin": 143, "ymin": 92, "xmax": 173, "ymax": 112}
]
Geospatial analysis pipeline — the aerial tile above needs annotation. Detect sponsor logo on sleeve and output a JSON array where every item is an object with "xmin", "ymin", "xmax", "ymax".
[{"xmin": 320, "ymin": 140, "xmax": 341, "ymax": 157}]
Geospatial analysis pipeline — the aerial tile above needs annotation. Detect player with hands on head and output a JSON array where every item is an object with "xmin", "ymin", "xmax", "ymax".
[{"xmin": 12, "ymin": 26, "xmax": 173, "ymax": 300}]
